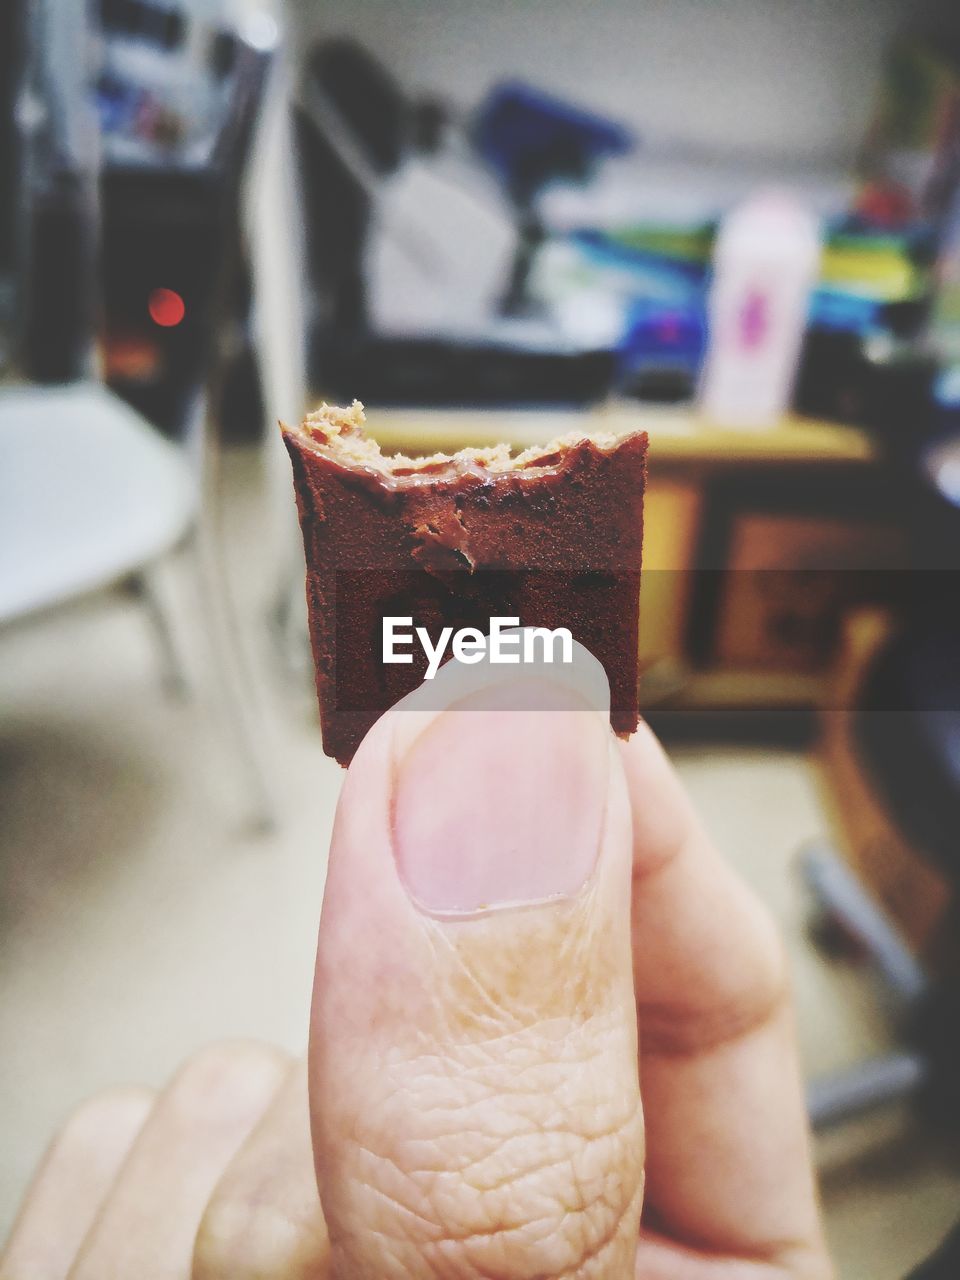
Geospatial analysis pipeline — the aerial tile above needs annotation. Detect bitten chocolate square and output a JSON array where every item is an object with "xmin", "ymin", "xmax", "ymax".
[{"xmin": 283, "ymin": 403, "xmax": 647, "ymax": 765}]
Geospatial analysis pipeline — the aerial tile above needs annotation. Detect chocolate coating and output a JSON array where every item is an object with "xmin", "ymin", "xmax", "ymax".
[{"xmin": 283, "ymin": 408, "xmax": 647, "ymax": 765}]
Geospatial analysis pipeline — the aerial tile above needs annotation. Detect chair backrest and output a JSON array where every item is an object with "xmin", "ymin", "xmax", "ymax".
[
  {"xmin": 0, "ymin": 1, "xmax": 28, "ymax": 377},
  {"xmin": 10, "ymin": 1, "xmax": 276, "ymax": 419},
  {"xmin": 93, "ymin": 13, "xmax": 277, "ymax": 443},
  {"xmin": 292, "ymin": 39, "xmax": 416, "ymax": 345},
  {"xmin": 11, "ymin": 0, "xmax": 100, "ymax": 383},
  {"xmin": 183, "ymin": 25, "xmax": 279, "ymax": 425}
]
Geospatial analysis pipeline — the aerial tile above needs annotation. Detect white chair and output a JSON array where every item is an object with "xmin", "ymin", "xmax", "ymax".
[
  {"xmin": 0, "ymin": 380, "xmax": 278, "ymax": 830},
  {"xmin": 0, "ymin": 383, "xmax": 194, "ymax": 619},
  {"xmin": 1, "ymin": 1, "xmax": 283, "ymax": 828}
]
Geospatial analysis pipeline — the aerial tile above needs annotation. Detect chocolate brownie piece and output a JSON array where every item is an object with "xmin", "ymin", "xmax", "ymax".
[{"xmin": 282, "ymin": 402, "xmax": 647, "ymax": 765}]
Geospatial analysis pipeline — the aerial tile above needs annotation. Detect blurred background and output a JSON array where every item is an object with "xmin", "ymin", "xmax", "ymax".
[{"xmin": 3, "ymin": 1, "xmax": 960, "ymax": 1274}]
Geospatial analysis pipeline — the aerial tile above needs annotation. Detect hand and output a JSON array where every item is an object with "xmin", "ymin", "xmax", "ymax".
[{"xmin": 1, "ymin": 663, "xmax": 833, "ymax": 1279}]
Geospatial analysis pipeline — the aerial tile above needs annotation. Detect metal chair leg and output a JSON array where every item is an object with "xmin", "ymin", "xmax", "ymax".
[
  {"xmin": 799, "ymin": 840, "xmax": 931, "ymax": 1127},
  {"xmin": 798, "ymin": 840, "xmax": 928, "ymax": 1005},
  {"xmin": 808, "ymin": 1051, "xmax": 927, "ymax": 1129},
  {"xmin": 188, "ymin": 521, "xmax": 281, "ymax": 835},
  {"xmin": 131, "ymin": 565, "xmax": 191, "ymax": 701},
  {"xmin": 271, "ymin": 542, "xmax": 311, "ymax": 684}
]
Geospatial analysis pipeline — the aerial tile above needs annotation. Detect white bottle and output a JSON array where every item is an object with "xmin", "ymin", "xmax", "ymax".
[{"xmin": 698, "ymin": 190, "xmax": 821, "ymax": 428}]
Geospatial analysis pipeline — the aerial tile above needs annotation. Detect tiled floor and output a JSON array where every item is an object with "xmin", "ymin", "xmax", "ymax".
[{"xmin": 1, "ymin": 447, "xmax": 958, "ymax": 1276}]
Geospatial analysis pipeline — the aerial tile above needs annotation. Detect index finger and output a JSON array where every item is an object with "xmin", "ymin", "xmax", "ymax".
[{"xmin": 622, "ymin": 724, "xmax": 830, "ymax": 1272}]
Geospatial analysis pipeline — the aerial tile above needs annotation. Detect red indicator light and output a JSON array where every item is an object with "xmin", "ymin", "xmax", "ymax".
[{"xmin": 148, "ymin": 287, "xmax": 186, "ymax": 328}]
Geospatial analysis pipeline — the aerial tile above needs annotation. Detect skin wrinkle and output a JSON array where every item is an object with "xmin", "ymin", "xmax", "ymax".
[
  {"xmin": 330, "ymin": 1050, "xmax": 643, "ymax": 1278},
  {"xmin": 423, "ymin": 1190, "xmax": 637, "ymax": 1280},
  {"xmin": 631, "ymin": 872, "xmax": 790, "ymax": 1060},
  {"xmin": 634, "ymin": 1231, "xmax": 820, "ymax": 1280},
  {"xmin": 637, "ymin": 973, "xmax": 791, "ymax": 1059},
  {"xmin": 371, "ymin": 1012, "xmax": 636, "ymax": 1147},
  {"xmin": 352, "ymin": 1087, "xmax": 641, "ymax": 1209},
  {"xmin": 406, "ymin": 1127, "xmax": 605, "ymax": 1184},
  {"xmin": 421, "ymin": 921, "xmax": 527, "ymax": 1038},
  {"xmin": 323, "ymin": 974, "xmax": 641, "ymax": 1276},
  {"xmin": 431, "ymin": 895, "xmax": 621, "ymax": 1043},
  {"xmin": 432, "ymin": 901, "xmax": 604, "ymax": 1039},
  {"xmin": 345, "ymin": 1173, "xmax": 448, "ymax": 1239},
  {"xmin": 327, "ymin": 1075, "xmax": 642, "ymax": 1274},
  {"xmin": 400, "ymin": 1105, "xmax": 633, "ymax": 1183},
  {"xmin": 435, "ymin": 1121, "xmax": 639, "ymax": 1210},
  {"xmin": 640, "ymin": 1214, "xmax": 827, "ymax": 1272},
  {"xmin": 402, "ymin": 1013, "xmax": 629, "ymax": 1105},
  {"xmin": 641, "ymin": 1234, "xmax": 834, "ymax": 1280},
  {"xmin": 425, "ymin": 1197, "xmax": 633, "ymax": 1280}
]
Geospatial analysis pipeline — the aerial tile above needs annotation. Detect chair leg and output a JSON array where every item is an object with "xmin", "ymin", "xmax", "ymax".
[
  {"xmin": 131, "ymin": 566, "xmax": 191, "ymax": 701},
  {"xmin": 798, "ymin": 840, "xmax": 928, "ymax": 1005},
  {"xmin": 187, "ymin": 523, "xmax": 281, "ymax": 835},
  {"xmin": 808, "ymin": 1051, "xmax": 927, "ymax": 1129},
  {"xmin": 799, "ymin": 840, "xmax": 932, "ymax": 1127},
  {"xmin": 270, "ymin": 542, "xmax": 311, "ymax": 684}
]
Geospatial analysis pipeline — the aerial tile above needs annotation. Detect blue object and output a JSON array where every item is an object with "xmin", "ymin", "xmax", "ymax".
[
  {"xmin": 571, "ymin": 228, "xmax": 900, "ymax": 342},
  {"xmin": 473, "ymin": 81, "xmax": 633, "ymax": 204},
  {"xmin": 618, "ymin": 297, "xmax": 707, "ymax": 386},
  {"xmin": 566, "ymin": 231, "xmax": 708, "ymax": 382}
]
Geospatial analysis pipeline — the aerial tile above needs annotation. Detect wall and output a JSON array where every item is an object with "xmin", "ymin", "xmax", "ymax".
[{"xmin": 285, "ymin": 0, "xmax": 930, "ymax": 168}]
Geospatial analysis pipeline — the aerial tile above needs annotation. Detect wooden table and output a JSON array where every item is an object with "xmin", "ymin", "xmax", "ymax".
[{"xmin": 359, "ymin": 402, "xmax": 875, "ymax": 467}]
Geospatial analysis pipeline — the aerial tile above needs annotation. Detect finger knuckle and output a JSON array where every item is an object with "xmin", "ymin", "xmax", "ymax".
[
  {"xmin": 169, "ymin": 1041, "xmax": 289, "ymax": 1119},
  {"xmin": 54, "ymin": 1084, "xmax": 156, "ymax": 1156},
  {"xmin": 712, "ymin": 903, "xmax": 790, "ymax": 1036},
  {"xmin": 641, "ymin": 891, "xmax": 791, "ymax": 1057},
  {"xmin": 192, "ymin": 1200, "xmax": 302, "ymax": 1280}
]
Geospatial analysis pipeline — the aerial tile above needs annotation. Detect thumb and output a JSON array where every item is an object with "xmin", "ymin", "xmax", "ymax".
[{"xmin": 309, "ymin": 649, "xmax": 643, "ymax": 1279}]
